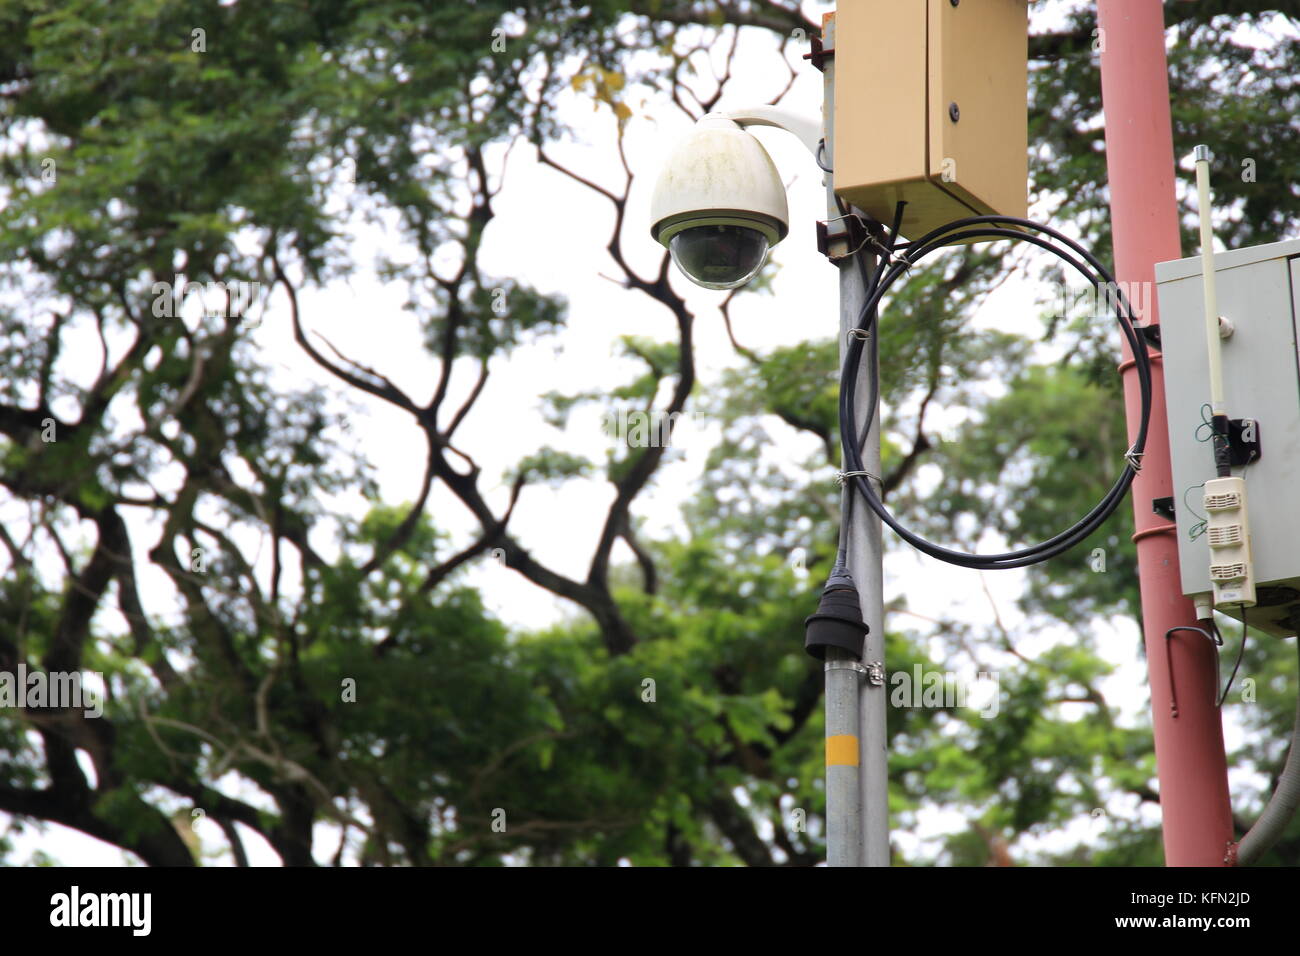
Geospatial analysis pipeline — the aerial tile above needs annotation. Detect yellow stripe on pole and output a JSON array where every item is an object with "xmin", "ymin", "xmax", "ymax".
[{"xmin": 825, "ymin": 734, "xmax": 860, "ymax": 767}]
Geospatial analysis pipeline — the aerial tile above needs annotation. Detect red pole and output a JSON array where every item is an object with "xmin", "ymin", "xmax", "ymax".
[{"xmin": 1097, "ymin": 0, "xmax": 1234, "ymax": 865}]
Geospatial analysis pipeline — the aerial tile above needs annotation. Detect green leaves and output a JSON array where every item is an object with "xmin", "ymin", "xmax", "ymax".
[{"xmin": 509, "ymin": 447, "xmax": 592, "ymax": 486}]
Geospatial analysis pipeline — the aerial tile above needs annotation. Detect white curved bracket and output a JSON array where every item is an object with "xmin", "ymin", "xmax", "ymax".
[{"xmin": 702, "ymin": 106, "xmax": 824, "ymax": 158}]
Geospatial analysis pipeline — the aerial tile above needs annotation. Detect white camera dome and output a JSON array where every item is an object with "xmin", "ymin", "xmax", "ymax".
[{"xmin": 650, "ymin": 115, "xmax": 790, "ymax": 289}]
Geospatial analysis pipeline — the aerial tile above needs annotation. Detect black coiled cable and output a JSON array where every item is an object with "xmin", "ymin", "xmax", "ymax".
[{"xmin": 840, "ymin": 214, "xmax": 1153, "ymax": 570}]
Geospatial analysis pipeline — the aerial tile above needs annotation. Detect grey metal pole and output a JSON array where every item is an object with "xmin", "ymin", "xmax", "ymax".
[
  {"xmin": 850, "ymin": 285, "xmax": 890, "ymax": 869},
  {"xmin": 821, "ymin": 13, "xmax": 890, "ymax": 868},
  {"xmin": 819, "ymin": 16, "xmax": 861, "ymax": 868},
  {"xmin": 823, "ymin": 647, "xmax": 862, "ymax": 867}
]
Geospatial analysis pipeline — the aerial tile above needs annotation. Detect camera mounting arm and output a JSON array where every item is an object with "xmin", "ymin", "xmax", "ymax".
[{"xmin": 705, "ymin": 107, "xmax": 823, "ymax": 159}]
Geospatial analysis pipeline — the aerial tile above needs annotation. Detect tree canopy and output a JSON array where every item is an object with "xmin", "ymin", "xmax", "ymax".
[{"xmin": 1, "ymin": 0, "xmax": 1299, "ymax": 866}]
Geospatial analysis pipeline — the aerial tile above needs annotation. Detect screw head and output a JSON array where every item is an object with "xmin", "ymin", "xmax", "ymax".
[
  {"xmin": 948, "ymin": 102, "xmax": 960, "ymax": 122},
  {"xmin": 950, "ymin": 0, "xmax": 959, "ymax": 6}
]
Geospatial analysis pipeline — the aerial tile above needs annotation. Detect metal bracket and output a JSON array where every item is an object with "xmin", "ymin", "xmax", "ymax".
[
  {"xmin": 717, "ymin": 106, "xmax": 823, "ymax": 158},
  {"xmin": 824, "ymin": 659, "xmax": 886, "ymax": 687},
  {"xmin": 1152, "ymin": 496, "xmax": 1175, "ymax": 521},
  {"xmin": 817, "ymin": 213, "xmax": 871, "ymax": 263},
  {"xmin": 803, "ymin": 30, "xmax": 832, "ymax": 72},
  {"xmin": 1227, "ymin": 417, "xmax": 1262, "ymax": 466},
  {"xmin": 824, "ymin": 659, "xmax": 868, "ymax": 676}
]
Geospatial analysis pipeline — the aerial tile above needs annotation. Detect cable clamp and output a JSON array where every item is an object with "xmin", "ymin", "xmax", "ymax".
[
  {"xmin": 823, "ymin": 212, "xmax": 864, "ymax": 231},
  {"xmin": 840, "ymin": 234, "xmax": 874, "ymax": 261},
  {"xmin": 845, "ymin": 328, "xmax": 871, "ymax": 342},
  {"xmin": 886, "ymin": 250, "xmax": 915, "ymax": 273},
  {"xmin": 818, "ymin": 213, "xmax": 873, "ymax": 263},
  {"xmin": 865, "ymin": 660, "xmax": 885, "ymax": 686},
  {"xmin": 870, "ymin": 238, "xmax": 911, "ymax": 269},
  {"xmin": 836, "ymin": 469, "xmax": 881, "ymax": 487},
  {"xmin": 1124, "ymin": 447, "xmax": 1144, "ymax": 473},
  {"xmin": 824, "ymin": 659, "xmax": 868, "ymax": 676}
]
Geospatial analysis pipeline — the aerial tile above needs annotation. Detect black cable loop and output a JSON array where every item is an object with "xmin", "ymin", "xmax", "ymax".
[{"xmin": 839, "ymin": 215, "xmax": 1154, "ymax": 570}]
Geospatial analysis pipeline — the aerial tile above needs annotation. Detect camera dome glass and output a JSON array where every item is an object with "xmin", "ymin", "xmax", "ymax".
[{"xmin": 669, "ymin": 224, "xmax": 769, "ymax": 290}]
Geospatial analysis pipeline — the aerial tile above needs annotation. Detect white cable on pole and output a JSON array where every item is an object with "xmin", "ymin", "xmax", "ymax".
[{"xmin": 1194, "ymin": 145, "xmax": 1227, "ymax": 416}]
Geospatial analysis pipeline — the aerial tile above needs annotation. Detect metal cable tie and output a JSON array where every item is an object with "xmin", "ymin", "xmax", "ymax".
[{"xmin": 836, "ymin": 469, "xmax": 881, "ymax": 486}]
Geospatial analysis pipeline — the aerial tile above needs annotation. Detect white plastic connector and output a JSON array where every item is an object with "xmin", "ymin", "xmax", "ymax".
[
  {"xmin": 1207, "ymin": 525, "xmax": 1244, "ymax": 547},
  {"xmin": 1203, "ymin": 476, "xmax": 1256, "ymax": 607},
  {"xmin": 1204, "ymin": 489, "xmax": 1242, "ymax": 511}
]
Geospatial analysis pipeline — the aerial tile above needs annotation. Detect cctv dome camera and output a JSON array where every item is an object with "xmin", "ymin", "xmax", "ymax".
[{"xmin": 650, "ymin": 115, "xmax": 790, "ymax": 290}]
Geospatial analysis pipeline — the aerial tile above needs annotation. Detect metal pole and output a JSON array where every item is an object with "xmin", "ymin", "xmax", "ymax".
[
  {"xmin": 851, "ymin": 349, "xmax": 890, "ymax": 867},
  {"xmin": 1097, "ymin": 0, "xmax": 1234, "ymax": 865},
  {"xmin": 821, "ymin": 12, "xmax": 888, "ymax": 868},
  {"xmin": 824, "ymin": 648, "xmax": 863, "ymax": 867},
  {"xmin": 845, "ymin": 250, "xmax": 889, "ymax": 868}
]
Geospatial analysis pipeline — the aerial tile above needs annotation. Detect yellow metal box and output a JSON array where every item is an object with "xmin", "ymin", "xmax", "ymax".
[{"xmin": 832, "ymin": 0, "xmax": 1028, "ymax": 240}]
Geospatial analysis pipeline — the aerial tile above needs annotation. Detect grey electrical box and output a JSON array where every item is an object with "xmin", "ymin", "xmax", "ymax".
[{"xmin": 1156, "ymin": 236, "xmax": 1300, "ymax": 638}]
